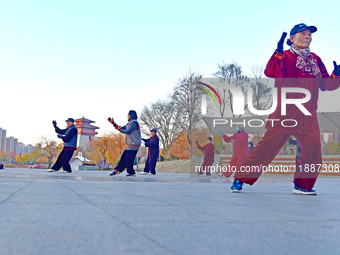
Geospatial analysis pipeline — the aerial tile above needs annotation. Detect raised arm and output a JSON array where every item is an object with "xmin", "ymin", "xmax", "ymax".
[
  {"xmin": 264, "ymin": 32, "xmax": 287, "ymax": 78},
  {"xmin": 222, "ymin": 134, "xmax": 236, "ymax": 143},
  {"xmin": 319, "ymin": 60, "xmax": 340, "ymax": 91},
  {"xmin": 119, "ymin": 122, "xmax": 138, "ymax": 134},
  {"xmin": 145, "ymin": 136, "xmax": 159, "ymax": 148},
  {"xmin": 196, "ymin": 141, "xmax": 205, "ymax": 152}
]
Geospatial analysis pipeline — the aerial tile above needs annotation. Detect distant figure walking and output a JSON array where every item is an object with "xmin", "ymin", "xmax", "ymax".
[{"xmin": 47, "ymin": 118, "xmax": 78, "ymax": 173}]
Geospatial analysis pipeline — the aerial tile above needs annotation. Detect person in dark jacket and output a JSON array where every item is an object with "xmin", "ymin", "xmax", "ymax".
[
  {"xmin": 196, "ymin": 137, "xmax": 215, "ymax": 175},
  {"xmin": 47, "ymin": 118, "xmax": 78, "ymax": 173},
  {"xmin": 140, "ymin": 128, "xmax": 160, "ymax": 175},
  {"xmin": 0, "ymin": 161, "xmax": 4, "ymax": 170},
  {"xmin": 108, "ymin": 110, "xmax": 142, "ymax": 177}
]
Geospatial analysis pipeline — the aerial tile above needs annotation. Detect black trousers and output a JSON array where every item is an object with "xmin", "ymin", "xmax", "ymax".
[
  {"xmin": 115, "ymin": 150, "xmax": 138, "ymax": 174},
  {"xmin": 143, "ymin": 156, "xmax": 157, "ymax": 174},
  {"xmin": 52, "ymin": 148, "xmax": 75, "ymax": 171}
]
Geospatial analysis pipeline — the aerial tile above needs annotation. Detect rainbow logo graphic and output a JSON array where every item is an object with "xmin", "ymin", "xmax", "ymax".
[{"xmin": 198, "ymin": 82, "xmax": 223, "ymax": 107}]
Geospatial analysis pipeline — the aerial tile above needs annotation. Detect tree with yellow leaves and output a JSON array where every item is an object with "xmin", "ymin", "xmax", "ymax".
[{"xmin": 87, "ymin": 132, "xmax": 126, "ymax": 169}]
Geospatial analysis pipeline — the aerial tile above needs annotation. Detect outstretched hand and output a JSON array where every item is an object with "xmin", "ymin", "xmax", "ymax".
[
  {"xmin": 277, "ymin": 32, "xmax": 287, "ymax": 54},
  {"xmin": 108, "ymin": 117, "xmax": 115, "ymax": 125},
  {"xmin": 52, "ymin": 120, "xmax": 57, "ymax": 127},
  {"xmin": 333, "ymin": 61, "xmax": 340, "ymax": 76}
]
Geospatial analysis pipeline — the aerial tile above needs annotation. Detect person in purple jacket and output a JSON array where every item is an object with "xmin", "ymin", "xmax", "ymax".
[{"xmin": 140, "ymin": 128, "xmax": 160, "ymax": 175}]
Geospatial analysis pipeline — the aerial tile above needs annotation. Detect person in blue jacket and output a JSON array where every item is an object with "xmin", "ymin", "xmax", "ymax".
[
  {"xmin": 248, "ymin": 142, "xmax": 254, "ymax": 153},
  {"xmin": 47, "ymin": 118, "xmax": 78, "ymax": 173},
  {"xmin": 140, "ymin": 128, "xmax": 160, "ymax": 175},
  {"xmin": 108, "ymin": 110, "xmax": 142, "ymax": 177}
]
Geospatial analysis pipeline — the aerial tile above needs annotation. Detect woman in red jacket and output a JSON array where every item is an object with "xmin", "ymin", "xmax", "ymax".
[
  {"xmin": 231, "ymin": 23, "xmax": 340, "ymax": 195},
  {"xmin": 196, "ymin": 137, "xmax": 215, "ymax": 175},
  {"xmin": 219, "ymin": 125, "xmax": 249, "ymax": 178}
]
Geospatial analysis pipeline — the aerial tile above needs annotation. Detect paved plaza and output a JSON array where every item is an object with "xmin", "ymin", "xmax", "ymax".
[{"xmin": 0, "ymin": 168, "xmax": 339, "ymax": 255}]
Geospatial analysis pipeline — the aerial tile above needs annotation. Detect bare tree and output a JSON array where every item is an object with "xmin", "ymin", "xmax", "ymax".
[
  {"xmin": 214, "ymin": 62, "xmax": 249, "ymax": 117},
  {"xmin": 248, "ymin": 65, "xmax": 273, "ymax": 145},
  {"xmin": 172, "ymin": 71, "xmax": 202, "ymax": 158},
  {"xmin": 86, "ymin": 133, "xmax": 125, "ymax": 167},
  {"xmin": 249, "ymin": 64, "xmax": 273, "ymax": 112},
  {"xmin": 96, "ymin": 136, "xmax": 111, "ymax": 169},
  {"xmin": 140, "ymin": 98, "xmax": 183, "ymax": 159},
  {"xmin": 212, "ymin": 62, "xmax": 248, "ymax": 153},
  {"xmin": 39, "ymin": 136, "xmax": 62, "ymax": 168}
]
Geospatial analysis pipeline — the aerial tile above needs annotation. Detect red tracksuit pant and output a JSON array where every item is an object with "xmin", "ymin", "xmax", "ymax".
[
  {"xmin": 234, "ymin": 127, "xmax": 322, "ymax": 190},
  {"xmin": 223, "ymin": 157, "xmax": 247, "ymax": 178},
  {"xmin": 200, "ymin": 161, "xmax": 214, "ymax": 175}
]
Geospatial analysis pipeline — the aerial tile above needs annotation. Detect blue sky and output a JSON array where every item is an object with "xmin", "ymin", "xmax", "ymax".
[{"xmin": 1, "ymin": 0, "xmax": 339, "ymax": 144}]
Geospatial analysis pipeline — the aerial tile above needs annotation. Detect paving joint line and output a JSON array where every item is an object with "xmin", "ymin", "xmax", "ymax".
[
  {"xmin": 0, "ymin": 179, "xmax": 35, "ymax": 205},
  {"xmin": 57, "ymin": 180, "xmax": 176, "ymax": 255}
]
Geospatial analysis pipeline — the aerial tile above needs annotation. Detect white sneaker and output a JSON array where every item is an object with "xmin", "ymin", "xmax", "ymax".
[
  {"xmin": 47, "ymin": 169, "xmax": 57, "ymax": 172},
  {"xmin": 140, "ymin": 172, "xmax": 148, "ymax": 175}
]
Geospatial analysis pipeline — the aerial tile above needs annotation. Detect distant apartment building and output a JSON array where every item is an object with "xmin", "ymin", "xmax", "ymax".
[
  {"xmin": 16, "ymin": 143, "xmax": 35, "ymax": 155},
  {"xmin": 22, "ymin": 144, "xmax": 35, "ymax": 154},
  {"xmin": 16, "ymin": 142, "xmax": 25, "ymax": 155},
  {"xmin": 0, "ymin": 128, "xmax": 6, "ymax": 152},
  {"xmin": 5, "ymin": 136, "xmax": 18, "ymax": 154},
  {"xmin": 0, "ymin": 127, "xmax": 21, "ymax": 154}
]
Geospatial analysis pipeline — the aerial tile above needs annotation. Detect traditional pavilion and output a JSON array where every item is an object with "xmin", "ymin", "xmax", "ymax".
[{"xmin": 74, "ymin": 117, "xmax": 99, "ymax": 148}]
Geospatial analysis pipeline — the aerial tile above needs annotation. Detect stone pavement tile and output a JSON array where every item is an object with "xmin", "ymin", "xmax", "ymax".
[
  {"xmin": 82, "ymin": 182, "xmax": 229, "ymax": 208},
  {"xmin": 132, "ymin": 191, "xmax": 226, "ymax": 207},
  {"xmin": 0, "ymin": 203, "xmax": 116, "ymax": 223},
  {"xmin": 21, "ymin": 185, "xmax": 74, "ymax": 195},
  {"xmin": 80, "ymin": 193, "xmax": 168, "ymax": 206},
  {"xmin": 0, "ymin": 193, "xmax": 17, "ymax": 203},
  {"xmin": 96, "ymin": 204, "xmax": 228, "ymax": 224},
  {"xmin": 60, "ymin": 186, "xmax": 119, "ymax": 196},
  {"xmin": 131, "ymin": 221, "xmax": 339, "ymax": 255},
  {"xmin": 0, "ymin": 181, "xmax": 33, "ymax": 193},
  {"xmin": 192, "ymin": 183, "xmax": 340, "ymax": 221},
  {"xmin": 4, "ymin": 193, "xmax": 87, "ymax": 205},
  {"xmin": 272, "ymin": 220, "xmax": 340, "ymax": 245},
  {"xmin": 62, "ymin": 181, "xmax": 140, "ymax": 194},
  {"xmin": 183, "ymin": 201, "xmax": 340, "ymax": 224},
  {"xmin": 0, "ymin": 220, "xmax": 172, "ymax": 255},
  {"xmin": 182, "ymin": 204, "xmax": 298, "ymax": 222},
  {"xmin": 0, "ymin": 169, "xmax": 339, "ymax": 254}
]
